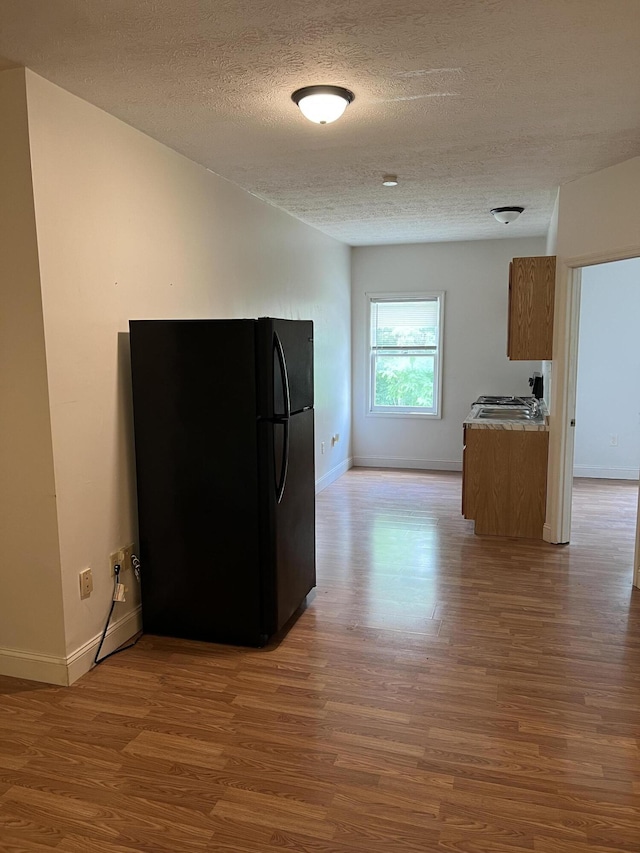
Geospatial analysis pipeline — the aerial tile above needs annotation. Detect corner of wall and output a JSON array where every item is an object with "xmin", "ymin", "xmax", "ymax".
[
  {"xmin": 0, "ymin": 67, "xmax": 66, "ymax": 675},
  {"xmin": 546, "ymin": 190, "xmax": 559, "ymax": 256}
]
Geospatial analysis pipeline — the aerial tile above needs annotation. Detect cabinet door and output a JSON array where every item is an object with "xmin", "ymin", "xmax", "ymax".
[
  {"xmin": 469, "ymin": 430, "xmax": 549, "ymax": 539},
  {"xmin": 462, "ymin": 426, "xmax": 483, "ymax": 520},
  {"xmin": 506, "ymin": 262, "xmax": 513, "ymax": 357},
  {"xmin": 507, "ymin": 256, "xmax": 556, "ymax": 360},
  {"xmin": 461, "ymin": 427, "xmax": 469, "ymax": 517}
]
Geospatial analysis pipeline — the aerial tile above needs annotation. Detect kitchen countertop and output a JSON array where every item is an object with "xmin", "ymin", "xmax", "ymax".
[{"xmin": 464, "ymin": 402, "xmax": 549, "ymax": 431}]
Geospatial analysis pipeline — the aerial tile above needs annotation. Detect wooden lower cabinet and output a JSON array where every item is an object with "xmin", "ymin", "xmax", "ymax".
[{"xmin": 462, "ymin": 427, "xmax": 549, "ymax": 539}]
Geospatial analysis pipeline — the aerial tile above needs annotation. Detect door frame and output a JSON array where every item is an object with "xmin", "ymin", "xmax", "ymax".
[
  {"xmin": 545, "ymin": 247, "xmax": 640, "ymax": 588},
  {"xmin": 635, "ymin": 488, "xmax": 640, "ymax": 588}
]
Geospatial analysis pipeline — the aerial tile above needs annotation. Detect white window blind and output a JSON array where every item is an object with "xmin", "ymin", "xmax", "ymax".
[{"xmin": 371, "ymin": 299, "xmax": 439, "ymax": 348}]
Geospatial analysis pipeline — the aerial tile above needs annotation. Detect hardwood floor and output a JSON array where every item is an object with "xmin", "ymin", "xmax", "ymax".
[{"xmin": 1, "ymin": 469, "xmax": 639, "ymax": 852}]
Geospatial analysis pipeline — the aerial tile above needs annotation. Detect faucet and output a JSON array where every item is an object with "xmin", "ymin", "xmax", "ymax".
[{"xmin": 515, "ymin": 397, "xmax": 540, "ymax": 416}]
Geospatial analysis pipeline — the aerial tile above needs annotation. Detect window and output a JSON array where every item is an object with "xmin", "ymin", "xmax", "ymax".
[{"xmin": 368, "ymin": 292, "xmax": 444, "ymax": 417}]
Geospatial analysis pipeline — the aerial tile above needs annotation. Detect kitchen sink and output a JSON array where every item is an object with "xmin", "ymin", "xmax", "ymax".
[
  {"xmin": 475, "ymin": 395, "xmax": 536, "ymax": 405},
  {"xmin": 476, "ymin": 406, "xmax": 538, "ymax": 420}
]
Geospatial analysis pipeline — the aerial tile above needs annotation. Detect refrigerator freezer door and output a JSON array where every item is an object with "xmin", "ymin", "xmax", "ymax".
[{"xmin": 257, "ymin": 318, "xmax": 314, "ymax": 418}]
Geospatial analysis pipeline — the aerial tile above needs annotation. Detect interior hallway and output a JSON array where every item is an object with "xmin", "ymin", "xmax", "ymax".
[{"xmin": 0, "ymin": 470, "xmax": 638, "ymax": 852}]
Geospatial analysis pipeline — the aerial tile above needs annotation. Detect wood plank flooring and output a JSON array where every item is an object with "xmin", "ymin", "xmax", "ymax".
[{"xmin": 1, "ymin": 469, "xmax": 639, "ymax": 852}]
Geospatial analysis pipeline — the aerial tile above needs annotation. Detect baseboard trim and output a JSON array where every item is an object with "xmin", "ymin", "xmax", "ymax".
[
  {"xmin": 573, "ymin": 466, "xmax": 640, "ymax": 480},
  {"xmin": 0, "ymin": 646, "xmax": 69, "ymax": 686},
  {"xmin": 0, "ymin": 605, "xmax": 143, "ymax": 687},
  {"xmin": 66, "ymin": 605, "xmax": 143, "ymax": 685},
  {"xmin": 316, "ymin": 457, "xmax": 352, "ymax": 493},
  {"xmin": 353, "ymin": 456, "xmax": 462, "ymax": 472}
]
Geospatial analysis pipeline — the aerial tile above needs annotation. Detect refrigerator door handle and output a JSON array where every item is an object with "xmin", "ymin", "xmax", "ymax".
[
  {"xmin": 273, "ymin": 331, "xmax": 291, "ymax": 503},
  {"xmin": 273, "ymin": 331, "xmax": 291, "ymax": 419},
  {"xmin": 275, "ymin": 417, "xmax": 290, "ymax": 504}
]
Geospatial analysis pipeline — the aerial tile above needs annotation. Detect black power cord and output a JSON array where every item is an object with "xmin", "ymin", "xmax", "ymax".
[{"xmin": 93, "ymin": 560, "xmax": 143, "ymax": 667}]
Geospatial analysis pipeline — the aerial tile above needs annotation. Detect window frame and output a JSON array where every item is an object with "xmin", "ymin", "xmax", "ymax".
[{"xmin": 366, "ymin": 290, "xmax": 445, "ymax": 419}]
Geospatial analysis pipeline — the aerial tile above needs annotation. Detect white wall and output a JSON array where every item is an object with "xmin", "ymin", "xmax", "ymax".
[
  {"xmin": 351, "ymin": 238, "xmax": 544, "ymax": 469},
  {"xmin": 556, "ymin": 158, "xmax": 640, "ymax": 261},
  {"xmin": 574, "ymin": 258, "xmax": 640, "ymax": 479},
  {"xmin": 0, "ymin": 70, "xmax": 67, "ymax": 682},
  {"xmin": 2, "ymin": 70, "xmax": 351, "ymax": 683},
  {"xmin": 546, "ymin": 156, "xmax": 640, "ymax": 544}
]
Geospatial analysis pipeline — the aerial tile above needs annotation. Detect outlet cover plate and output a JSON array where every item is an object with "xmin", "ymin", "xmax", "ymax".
[
  {"xmin": 110, "ymin": 544, "xmax": 135, "ymax": 575},
  {"xmin": 79, "ymin": 568, "xmax": 93, "ymax": 599}
]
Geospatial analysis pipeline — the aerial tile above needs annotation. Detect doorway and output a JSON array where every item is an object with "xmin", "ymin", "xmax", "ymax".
[
  {"xmin": 553, "ymin": 256, "xmax": 640, "ymax": 587},
  {"xmin": 571, "ymin": 259, "xmax": 640, "ymax": 565},
  {"xmin": 573, "ymin": 259, "xmax": 640, "ymax": 482}
]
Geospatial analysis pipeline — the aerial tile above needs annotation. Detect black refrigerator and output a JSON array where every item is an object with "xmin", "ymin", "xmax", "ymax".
[{"xmin": 129, "ymin": 318, "xmax": 316, "ymax": 647}]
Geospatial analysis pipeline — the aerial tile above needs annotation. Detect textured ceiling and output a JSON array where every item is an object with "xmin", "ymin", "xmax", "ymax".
[{"xmin": 0, "ymin": 0, "xmax": 639, "ymax": 245}]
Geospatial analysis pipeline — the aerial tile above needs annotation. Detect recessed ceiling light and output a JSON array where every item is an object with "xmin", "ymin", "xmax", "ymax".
[
  {"xmin": 291, "ymin": 85, "xmax": 355, "ymax": 125},
  {"xmin": 382, "ymin": 175, "xmax": 399, "ymax": 187},
  {"xmin": 490, "ymin": 206, "xmax": 524, "ymax": 224}
]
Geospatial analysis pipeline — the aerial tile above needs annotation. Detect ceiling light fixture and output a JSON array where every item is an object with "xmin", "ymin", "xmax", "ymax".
[
  {"xmin": 291, "ymin": 85, "xmax": 355, "ymax": 125},
  {"xmin": 490, "ymin": 206, "xmax": 524, "ymax": 224},
  {"xmin": 382, "ymin": 175, "xmax": 398, "ymax": 186}
]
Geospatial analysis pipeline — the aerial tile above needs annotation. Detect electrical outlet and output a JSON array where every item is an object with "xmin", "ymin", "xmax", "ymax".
[
  {"xmin": 110, "ymin": 549, "xmax": 124, "ymax": 575},
  {"xmin": 79, "ymin": 568, "xmax": 93, "ymax": 599},
  {"xmin": 610, "ymin": 434, "xmax": 619, "ymax": 447},
  {"xmin": 321, "ymin": 441, "xmax": 325, "ymax": 454},
  {"xmin": 110, "ymin": 544, "xmax": 135, "ymax": 575}
]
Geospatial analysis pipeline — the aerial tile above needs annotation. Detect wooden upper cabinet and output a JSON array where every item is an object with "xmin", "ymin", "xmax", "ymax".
[{"xmin": 507, "ymin": 256, "xmax": 556, "ymax": 360}]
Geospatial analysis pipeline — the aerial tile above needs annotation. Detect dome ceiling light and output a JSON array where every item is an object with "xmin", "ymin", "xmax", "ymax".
[
  {"xmin": 490, "ymin": 206, "xmax": 524, "ymax": 224},
  {"xmin": 291, "ymin": 85, "xmax": 355, "ymax": 125},
  {"xmin": 382, "ymin": 175, "xmax": 398, "ymax": 186}
]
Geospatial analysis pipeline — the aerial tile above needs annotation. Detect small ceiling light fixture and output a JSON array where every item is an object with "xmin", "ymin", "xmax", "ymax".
[
  {"xmin": 291, "ymin": 85, "xmax": 355, "ymax": 125},
  {"xmin": 382, "ymin": 174, "xmax": 399, "ymax": 187},
  {"xmin": 490, "ymin": 206, "xmax": 524, "ymax": 225}
]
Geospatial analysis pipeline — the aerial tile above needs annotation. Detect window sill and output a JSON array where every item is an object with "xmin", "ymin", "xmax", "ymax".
[{"xmin": 367, "ymin": 410, "xmax": 442, "ymax": 419}]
